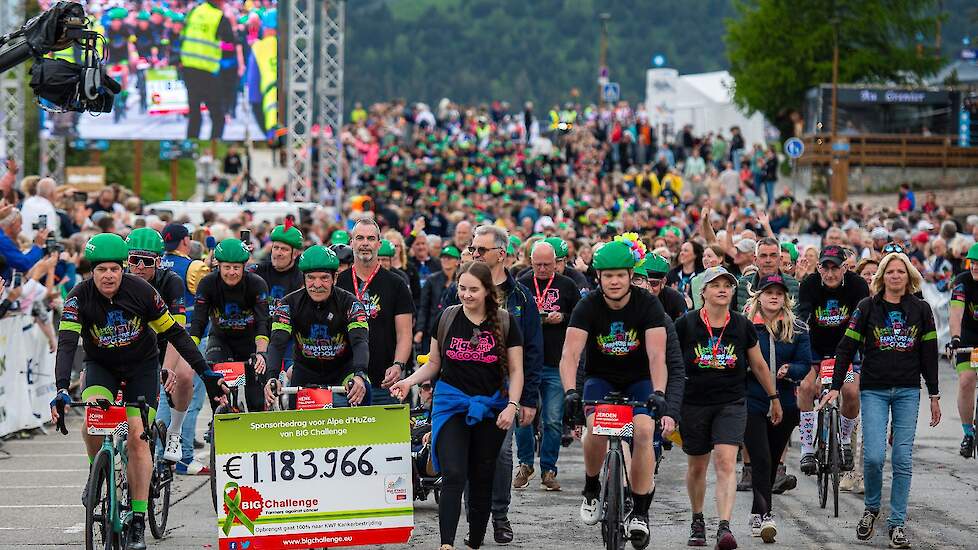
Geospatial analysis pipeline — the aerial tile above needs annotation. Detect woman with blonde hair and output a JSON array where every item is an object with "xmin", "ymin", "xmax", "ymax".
[
  {"xmin": 822, "ymin": 252, "xmax": 941, "ymax": 549},
  {"xmin": 741, "ymin": 274, "xmax": 811, "ymax": 542},
  {"xmin": 384, "ymin": 229, "xmax": 421, "ymax": 302}
]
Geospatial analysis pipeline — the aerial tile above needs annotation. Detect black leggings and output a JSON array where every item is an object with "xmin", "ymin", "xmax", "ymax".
[
  {"xmin": 744, "ymin": 409, "xmax": 800, "ymax": 515},
  {"xmin": 436, "ymin": 414, "xmax": 506, "ymax": 547}
]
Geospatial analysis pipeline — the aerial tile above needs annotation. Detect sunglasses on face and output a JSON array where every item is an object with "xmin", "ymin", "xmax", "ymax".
[
  {"xmin": 467, "ymin": 246, "xmax": 502, "ymax": 256},
  {"xmin": 127, "ymin": 255, "xmax": 157, "ymax": 268},
  {"xmin": 647, "ymin": 278, "xmax": 665, "ymax": 287}
]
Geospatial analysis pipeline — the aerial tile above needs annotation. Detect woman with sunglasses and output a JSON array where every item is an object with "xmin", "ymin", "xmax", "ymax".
[
  {"xmin": 742, "ymin": 274, "xmax": 811, "ymax": 543},
  {"xmin": 822, "ymin": 252, "xmax": 941, "ymax": 549},
  {"xmin": 390, "ymin": 261, "xmax": 523, "ymax": 550}
]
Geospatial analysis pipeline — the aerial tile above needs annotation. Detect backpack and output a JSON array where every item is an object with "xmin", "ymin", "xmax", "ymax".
[{"xmin": 435, "ymin": 304, "xmax": 510, "ymax": 356}]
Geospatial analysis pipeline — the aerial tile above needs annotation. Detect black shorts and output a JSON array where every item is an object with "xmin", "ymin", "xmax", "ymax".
[
  {"xmin": 82, "ymin": 356, "xmax": 161, "ymax": 412},
  {"xmin": 679, "ymin": 399, "xmax": 747, "ymax": 456}
]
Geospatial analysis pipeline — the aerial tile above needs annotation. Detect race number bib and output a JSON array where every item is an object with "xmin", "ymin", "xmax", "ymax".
[
  {"xmin": 295, "ymin": 388, "xmax": 334, "ymax": 410},
  {"xmin": 214, "ymin": 406, "xmax": 413, "ymax": 549}
]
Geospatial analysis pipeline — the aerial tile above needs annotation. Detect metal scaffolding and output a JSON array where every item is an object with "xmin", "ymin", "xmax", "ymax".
[
  {"xmin": 0, "ymin": 0, "xmax": 25, "ymax": 182},
  {"xmin": 285, "ymin": 0, "xmax": 314, "ymax": 201},
  {"xmin": 39, "ymin": 134, "xmax": 65, "ymax": 181},
  {"xmin": 317, "ymin": 0, "xmax": 344, "ymax": 207}
]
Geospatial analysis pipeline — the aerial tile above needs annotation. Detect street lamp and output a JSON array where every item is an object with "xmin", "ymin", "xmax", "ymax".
[{"xmin": 598, "ymin": 13, "xmax": 610, "ymax": 103}]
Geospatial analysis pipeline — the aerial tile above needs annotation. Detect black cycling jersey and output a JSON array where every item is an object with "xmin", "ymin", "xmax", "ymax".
[
  {"xmin": 147, "ymin": 268, "xmax": 188, "ymax": 356},
  {"xmin": 190, "ymin": 271, "xmax": 270, "ymax": 344},
  {"xmin": 797, "ymin": 271, "xmax": 870, "ymax": 359},
  {"xmin": 56, "ymin": 274, "xmax": 208, "ymax": 391},
  {"xmin": 657, "ymin": 286, "xmax": 688, "ymax": 321},
  {"xmin": 951, "ymin": 272, "xmax": 978, "ymax": 343},
  {"xmin": 266, "ymin": 287, "xmax": 370, "ymax": 385},
  {"xmin": 568, "ymin": 286, "xmax": 667, "ymax": 387},
  {"xmin": 251, "ymin": 260, "xmax": 304, "ymax": 305}
]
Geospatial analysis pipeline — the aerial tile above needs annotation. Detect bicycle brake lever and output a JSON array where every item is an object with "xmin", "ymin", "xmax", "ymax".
[{"xmin": 56, "ymin": 401, "xmax": 68, "ymax": 435}]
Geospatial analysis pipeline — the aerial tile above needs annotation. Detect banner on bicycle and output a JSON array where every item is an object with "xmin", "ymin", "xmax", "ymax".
[{"xmin": 214, "ymin": 405, "xmax": 414, "ymax": 549}]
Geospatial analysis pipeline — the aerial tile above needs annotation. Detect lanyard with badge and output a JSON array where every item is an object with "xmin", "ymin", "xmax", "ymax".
[
  {"xmin": 351, "ymin": 264, "xmax": 381, "ymax": 304},
  {"xmin": 533, "ymin": 274, "xmax": 555, "ymax": 312},
  {"xmin": 700, "ymin": 307, "xmax": 730, "ymax": 367}
]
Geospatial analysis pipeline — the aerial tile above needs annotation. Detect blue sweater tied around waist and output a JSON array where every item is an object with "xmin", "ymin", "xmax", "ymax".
[{"xmin": 429, "ymin": 381, "xmax": 507, "ymax": 473}]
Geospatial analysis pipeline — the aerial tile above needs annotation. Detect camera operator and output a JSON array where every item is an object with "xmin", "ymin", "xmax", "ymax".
[{"xmin": 0, "ymin": 203, "xmax": 49, "ymax": 280}]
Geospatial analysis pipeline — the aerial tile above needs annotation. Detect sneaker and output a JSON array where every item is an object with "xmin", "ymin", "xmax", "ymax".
[
  {"xmin": 800, "ymin": 453, "xmax": 817, "ymax": 475},
  {"xmin": 736, "ymin": 466, "xmax": 752, "ymax": 492},
  {"xmin": 759, "ymin": 514, "xmax": 777, "ymax": 544},
  {"xmin": 748, "ymin": 514, "xmax": 762, "ymax": 537},
  {"xmin": 128, "ymin": 514, "xmax": 147, "ymax": 550},
  {"xmin": 856, "ymin": 509, "xmax": 878, "ymax": 541},
  {"xmin": 175, "ymin": 458, "xmax": 210, "ymax": 476},
  {"xmin": 960, "ymin": 434, "xmax": 975, "ymax": 458},
  {"xmin": 513, "ymin": 464, "xmax": 534, "ymax": 489},
  {"xmin": 687, "ymin": 515, "xmax": 707, "ymax": 547},
  {"xmin": 840, "ymin": 470, "xmax": 858, "ymax": 492},
  {"xmin": 580, "ymin": 495, "xmax": 600, "ymax": 525},
  {"xmin": 854, "ymin": 474, "xmax": 865, "ymax": 494},
  {"xmin": 888, "ymin": 526, "xmax": 911, "ymax": 549},
  {"xmin": 628, "ymin": 513, "xmax": 650, "ymax": 550},
  {"xmin": 771, "ymin": 464, "xmax": 796, "ymax": 494},
  {"xmin": 162, "ymin": 431, "xmax": 182, "ymax": 463},
  {"xmin": 842, "ymin": 443, "xmax": 855, "ymax": 471},
  {"xmin": 716, "ymin": 523, "xmax": 738, "ymax": 550},
  {"xmin": 541, "ymin": 470, "xmax": 561, "ymax": 491}
]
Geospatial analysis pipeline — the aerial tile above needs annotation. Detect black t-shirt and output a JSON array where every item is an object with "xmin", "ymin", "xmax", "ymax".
[
  {"xmin": 251, "ymin": 260, "xmax": 304, "ymax": 304},
  {"xmin": 336, "ymin": 264, "xmax": 414, "ymax": 385},
  {"xmin": 518, "ymin": 272, "xmax": 580, "ymax": 367},
  {"xmin": 433, "ymin": 308, "xmax": 522, "ymax": 397},
  {"xmin": 675, "ymin": 309, "xmax": 758, "ymax": 406},
  {"xmin": 657, "ymin": 286, "xmax": 688, "ymax": 321},
  {"xmin": 798, "ymin": 271, "xmax": 870, "ymax": 359},
  {"xmin": 952, "ymin": 272, "xmax": 978, "ymax": 343},
  {"xmin": 568, "ymin": 287, "xmax": 666, "ymax": 387}
]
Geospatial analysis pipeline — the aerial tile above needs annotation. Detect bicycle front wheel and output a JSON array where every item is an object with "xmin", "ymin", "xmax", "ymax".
[
  {"xmin": 829, "ymin": 408, "xmax": 841, "ymax": 518},
  {"xmin": 148, "ymin": 422, "xmax": 171, "ymax": 538},
  {"xmin": 86, "ymin": 449, "xmax": 117, "ymax": 550},
  {"xmin": 816, "ymin": 411, "xmax": 828, "ymax": 510},
  {"xmin": 209, "ymin": 404, "xmax": 226, "ymax": 513},
  {"xmin": 602, "ymin": 451, "xmax": 625, "ymax": 550}
]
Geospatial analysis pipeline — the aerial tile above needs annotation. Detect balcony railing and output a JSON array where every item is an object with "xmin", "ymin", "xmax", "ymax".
[{"xmin": 796, "ymin": 134, "xmax": 978, "ymax": 168}]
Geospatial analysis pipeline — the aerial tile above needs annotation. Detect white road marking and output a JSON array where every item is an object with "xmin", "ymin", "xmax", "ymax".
[
  {"xmin": 64, "ymin": 522, "xmax": 85, "ymax": 534},
  {"xmin": 0, "ymin": 485, "xmax": 84, "ymax": 489},
  {"xmin": 0, "ymin": 504, "xmax": 84, "ymax": 508},
  {"xmin": 2, "ymin": 454, "xmax": 88, "ymax": 458},
  {"xmin": 0, "ymin": 469, "xmax": 88, "ymax": 473}
]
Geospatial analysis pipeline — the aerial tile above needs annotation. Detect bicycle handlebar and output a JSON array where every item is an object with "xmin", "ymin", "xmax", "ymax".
[{"xmin": 55, "ymin": 397, "xmax": 153, "ymax": 441}]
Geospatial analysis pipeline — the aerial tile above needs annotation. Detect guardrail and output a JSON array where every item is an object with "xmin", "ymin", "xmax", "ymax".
[{"xmin": 796, "ymin": 134, "xmax": 978, "ymax": 168}]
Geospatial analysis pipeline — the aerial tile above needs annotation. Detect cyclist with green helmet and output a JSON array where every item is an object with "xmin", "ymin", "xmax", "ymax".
[
  {"xmin": 378, "ymin": 238, "xmax": 412, "ymax": 288},
  {"xmin": 252, "ymin": 222, "xmax": 304, "ymax": 305},
  {"xmin": 262, "ymin": 245, "xmax": 371, "ymax": 407},
  {"xmin": 126, "ymin": 227, "xmax": 198, "ymax": 463},
  {"xmin": 948, "ymin": 242, "xmax": 978, "ymax": 457},
  {"xmin": 190, "ymin": 237, "xmax": 270, "ymax": 411},
  {"xmin": 50, "ymin": 233, "xmax": 225, "ymax": 550},
  {"xmin": 638, "ymin": 252, "xmax": 687, "ymax": 321},
  {"xmin": 561, "ymin": 237, "xmax": 672, "ymax": 548}
]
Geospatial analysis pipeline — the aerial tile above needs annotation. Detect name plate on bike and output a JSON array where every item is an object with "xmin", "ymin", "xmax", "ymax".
[
  {"xmin": 819, "ymin": 359, "xmax": 853, "ymax": 385},
  {"xmin": 86, "ymin": 405, "xmax": 128, "ymax": 436},
  {"xmin": 296, "ymin": 388, "xmax": 334, "ymax": 410},
  {"xmin": 214, "ymin": 406, "xmax": 413, "ymax": 549},
  {"xmin": 971, "ymin": 349, "xmax": 978, "ymax": 366},
  {"xmin": 591, "ymin": 404, "xmax": 634, "ymax": 437},
  {"xmin": 213, "ymin": 362, "xmax": 246, "ymax": 386}
]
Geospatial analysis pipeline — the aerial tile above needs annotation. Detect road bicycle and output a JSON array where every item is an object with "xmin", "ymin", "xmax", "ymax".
[
  {"xmin": 815, "ymin": 359, "xmax": 844, "ymax": 517},
  {"xmin": 207, "ymin": 359, "xmax": 255, "ymax": 513},
  {"xmin": 949, "ymin": 346, "xmax": 978, "ymax": 458},
  {"xmin": 56, "ymin": 395, "xmax": 169, "ymax": 549},
  {"xmin": 568, "ymin": 392, "xmax": 654, "ymax": 550}
]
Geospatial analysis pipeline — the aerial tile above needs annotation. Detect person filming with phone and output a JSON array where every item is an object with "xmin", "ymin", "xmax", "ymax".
[{"xmin": 0, "ymin": 202, "xmax": 49, "ymax": 281}]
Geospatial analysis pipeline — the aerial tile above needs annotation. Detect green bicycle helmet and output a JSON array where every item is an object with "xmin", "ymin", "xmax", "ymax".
[
  {"xmin": 644, "ymin": 253, "xmax": 670, "ymax": 278},
  {"xmin": 592, "ymin": 240, "xmax": 636, "ymax": 271},
  {"xmin": 126, "ymin": 228, "xmax": 165, "ymax": 255},
  {"xmin": 967, "ymin": 243, "xmax": 978, "ymax": 262},
  {"xmin": 330, "ymin": 229, "xmax": 350, "ymax": 246},
  {"xmin": 270, "ymin": 224, "xmax": 303, "ymax": 249},
  {"xmin": 298, "ymin": 246, "xmax": 339, "ymax": 273},
  {"xmin": 214, "ymin": 238, "xmax": 250, "ymax": 263},
  {"xmin": 378, "ymin": 239, "xmax": 395, "ymax": 258},
  {"xmin": 543, "ymin": 237, "xmax": 569, "ymax": 259},
  {"xmin": 85, "ymin": 233, "xmax": 129, "ymax": 265},
  {"xmin": 507, "ymin": 235, "xmax": 522, "ymax": 256}
]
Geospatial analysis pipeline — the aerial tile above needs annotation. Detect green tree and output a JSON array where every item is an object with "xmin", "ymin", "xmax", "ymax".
[{"xmin": 725, "ymin": 0, "xmax": 944, "ymax": 138}]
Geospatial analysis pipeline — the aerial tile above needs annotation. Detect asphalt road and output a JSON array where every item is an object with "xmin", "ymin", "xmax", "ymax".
[{"xmin": 1, "ymin": 363, "xmax": 975, "ymax": 549}]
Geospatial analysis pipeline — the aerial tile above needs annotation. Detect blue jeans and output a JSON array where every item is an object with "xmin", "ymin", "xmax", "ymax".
[
  {"xmin": 515, "ymin": 367, "xmax": 564, "ymax": 473},
  {"xmin": 763, "ymin": 179, "xmax": 776, "ymax": 209},
  {"xmin": 155, "ymin": 374, "xmax": 206, "ymax": 464},
  {"xmin": 861, "ymin": 388, "xmax": 920, "ymax": 528}
]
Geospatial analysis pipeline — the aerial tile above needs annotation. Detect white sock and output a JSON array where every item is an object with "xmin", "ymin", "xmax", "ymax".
[
  {"xmin": 799, "ymin": 411, "xmax": 816, "ymax": 454},
  {"xmin": 168, "ymin": 408, "xmax": 187, "ymax": 435},
  {"xmin": 840, "ymin": 415, "xmax": 858, "ymax": 445}
]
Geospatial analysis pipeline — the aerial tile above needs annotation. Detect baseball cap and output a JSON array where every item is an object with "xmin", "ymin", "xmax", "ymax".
[
  {"xmin": 780, "ymin": 242, "xmax": 799, "ymax": 262},
  {"xmin": 870, "ymin": 227, "xmax": 889, "ymax": 241},
  {"xmin": 757, "ymin": 273, "xmax": 789, "ymax": 292},
  {"xmin": 162, "ymin": 223, "xmax": 189, "ymax": 251},
  {"xmin": 700, "ymin": 266, "xmax": 738, "ymax": 286},
  {"xmin": 841, "ymin": 219, "xmax": 859, "ymax": 232},
  {"xmin": 819, "ymin": 245, "xmax": 846, "ymax": 266},
  {"xmin": 735, "ymin": 238, "xmax": 757, "ymax": 254}
]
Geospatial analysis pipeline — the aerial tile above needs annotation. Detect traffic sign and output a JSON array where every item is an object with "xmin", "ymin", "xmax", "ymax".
[
  {"xmin": 784, "ymin": 137, "xmax": 804, "ymax": 159},
  {"xmin": 603, "ymin": 82, "xmax": 620, "ymax": 103},
  {"xmin": 159, "ymin": 139, "xmax": 197, "ymax": 161}
]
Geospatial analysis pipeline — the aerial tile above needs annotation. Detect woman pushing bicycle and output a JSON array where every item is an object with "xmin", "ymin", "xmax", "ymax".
[
  {"xmin": 390, "ymin": 261, "xmax": 523, "ymax": 550},
  {"xmin": 49, "ymin": 233, "xmax": 227, "ymax": 550},
  {"xmin": 261, "ymin": 245, "xmax": 371, "ymax": 408},
  {"xmin": 821, "ymin": 251, "xmax": 941, "ymax": 550}
]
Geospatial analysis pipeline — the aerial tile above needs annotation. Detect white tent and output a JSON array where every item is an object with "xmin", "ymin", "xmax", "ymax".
[{"xmin": 645, "ymin": 68, "xmax": 767, "ymax": 146}]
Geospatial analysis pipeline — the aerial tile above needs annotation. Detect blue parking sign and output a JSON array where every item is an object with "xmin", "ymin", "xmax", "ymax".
[
  {"xmin": 784, "ymin": 137, "xmax": 804, "ymax": 159},
  {"xmin": 603, "ymin": 82, "xmax": 620, "ymax": 103}
]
